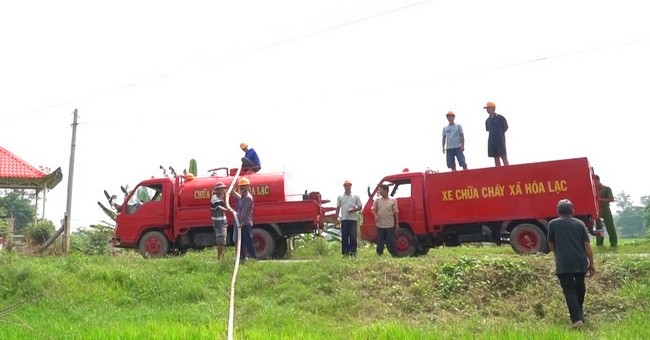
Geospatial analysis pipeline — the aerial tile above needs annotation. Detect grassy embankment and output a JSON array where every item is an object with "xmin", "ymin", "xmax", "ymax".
[{"xmin": 1, "ymin": 238, "xmax": 649, "ymax": 339}]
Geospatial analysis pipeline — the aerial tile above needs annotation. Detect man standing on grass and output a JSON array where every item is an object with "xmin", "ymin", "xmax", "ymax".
[
  {"xmin": 211, "ymin": 182, "xmax": 232, "ymax": 260},
  {"xmin": 233, "ymin": 177, "xmax": 257, "ymax": 260},
  {"xmin": 548, "ymin": 199, "xmax": 596, "ymax": 328},
  {"xmin": 594, "ymin": 175, "xmax": 618, "ymax": 247},
  {"xmin": 336, "ymin": 180, "xmax": 362, "ymax": 257},
  {"xmin": 372, "ymin": 184, "xmax": 399, "ymax": 257}
]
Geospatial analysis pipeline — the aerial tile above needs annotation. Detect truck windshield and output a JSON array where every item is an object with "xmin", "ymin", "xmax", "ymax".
[{"xmin": 125, "ymin": 184, "xmax": 163, "ymax": 214}]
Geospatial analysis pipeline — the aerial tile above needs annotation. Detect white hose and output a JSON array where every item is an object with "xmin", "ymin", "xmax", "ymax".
[{"xmin": 226, "ymin": 167, "xmax": 243, "ymax": 340}]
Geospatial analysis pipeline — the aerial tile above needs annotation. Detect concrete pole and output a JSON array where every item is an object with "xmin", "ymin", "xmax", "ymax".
[{"xmin": 63, "ymin": 109, "xmax": 78, "ymax": 253}]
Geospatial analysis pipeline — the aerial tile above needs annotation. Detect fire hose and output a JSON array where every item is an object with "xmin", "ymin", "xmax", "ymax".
[{"xmin": 225, "ymin": 166, "xmax": 243, "ymax": 340}]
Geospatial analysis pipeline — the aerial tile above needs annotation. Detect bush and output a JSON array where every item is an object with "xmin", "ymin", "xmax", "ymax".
[
  {"xmin": 71, "ymin": 224, "xmax": 115, "ymax": 255},
  {"xmin": 23, "ymin": 219, "xmax": 55, "ymax": 245}
]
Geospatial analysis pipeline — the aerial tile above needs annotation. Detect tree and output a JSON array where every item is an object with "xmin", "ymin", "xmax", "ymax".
[
  {"xmin": 615, "ymin": 191, "xmax": 634, "ymax": 212},
  {"xmin": 614, "ymin": 191, "xmax": 648, "ymax": 238},
  {"xmin": 0, "ymin": 192, "xmax": 35, "ymax": 233},
  {"xmin": 642, "ymin": 195, "xmax": 650, "ymax": 238}
]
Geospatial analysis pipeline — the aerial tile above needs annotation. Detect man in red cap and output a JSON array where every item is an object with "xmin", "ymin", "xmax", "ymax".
[{"xmin": 483, "ymin": 101, "xmax": 509, "ymax": 166}]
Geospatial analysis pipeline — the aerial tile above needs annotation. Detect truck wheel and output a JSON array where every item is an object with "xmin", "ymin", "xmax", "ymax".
[
  {"xmin": 252, "ymin": 228, "xmax": 275, "ymax": 259},
  {"xmin": 273, "ymin": 237, "xmax": 288, "ymax": 259},
  {"xmin": 395, "ymin": 228, "xmax": 417, "ymax": 257},
  {"xmin": 139, "ymin": 231, "xmax": 169, "ymax": 258},
  {"xmin": 509, "ymin": 223, "xmax": 548, "ymax": 254},
  {"xmin": 415, "ymin": 247, "xmax": 430, "ymax": 256}
]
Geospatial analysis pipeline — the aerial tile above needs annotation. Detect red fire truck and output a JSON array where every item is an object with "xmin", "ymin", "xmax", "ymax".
[
  {"xmin": 360, "ymin": 157, "xmax": 600, "ymax": 256},
  {"xmin": 112, "ymin": 168, "xmax": 332, "ymax": 258}
]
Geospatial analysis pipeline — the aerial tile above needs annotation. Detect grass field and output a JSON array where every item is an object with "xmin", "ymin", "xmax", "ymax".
[{"xmin": 1, "ymin": 238, "xmax": 649, "ymax": 339}]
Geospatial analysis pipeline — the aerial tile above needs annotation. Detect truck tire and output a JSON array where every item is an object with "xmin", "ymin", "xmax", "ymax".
[
  {"xmin": 252, "ymin": 228, "xmax": 275, "ymax": 259},
  {"xmin": 139, "ymin": 231, "xmax": 169, "ymax": 258},
  {"xmin": 273, "ymin": 237, "xmax": 288, "ymax": 259},
  {"xmin": 395, "ymin": 228, "xmax": 417, "ymax": 257},
  {"xmin": 509, "ymin": 223, "xmax": 549, "ymax": 254},
  {"xmin": 415, "ymin": 247, "xmax": 430, "ymax": 256}
]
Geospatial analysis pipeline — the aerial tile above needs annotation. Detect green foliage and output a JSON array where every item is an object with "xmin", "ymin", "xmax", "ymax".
[
  {"xmin": 614, "ymin": 191, "xmax": 648, "ymax": 238},
  {"xmin": 642, "ymin": 195, "xmax": 650, "ymax": 238},
  {"xmin": 71, "ymin": 224, "xmax": 115, "ymax": 255},
  {"xmin": 0, "ymin": 242, "xmax": 640, "ymax": 337},
  {"xmin": 1, "ymin": 241, "xmax": 650, "ymax": 338},
  {"xmin": 0, "ymin": 207, "xmax": 8, "ymax": 237},
  {"xmin": 0, "ymin": 192, "xmax": 35, "ymax": 232},
  {"xmin": 23, "ymin": 219, "xmax": 55, "ymax": 245},
  {"xmin": 189, "ymin": 158, "xmax": 197, "ymax": 176}
]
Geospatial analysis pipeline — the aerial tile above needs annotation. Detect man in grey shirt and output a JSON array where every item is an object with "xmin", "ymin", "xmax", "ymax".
[{"xmin": 442, "ymin": 111, "xmax": 467, "ymax": 171}]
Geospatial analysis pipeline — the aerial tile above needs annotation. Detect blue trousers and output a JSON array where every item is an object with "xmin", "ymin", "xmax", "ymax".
[
  {"xmin": 233, "ymin": 225, "xmax": 257, "ymax": 259},
  {"xmin": 341, "ymin": 220, "xmax": 358, "ymax": 256}
]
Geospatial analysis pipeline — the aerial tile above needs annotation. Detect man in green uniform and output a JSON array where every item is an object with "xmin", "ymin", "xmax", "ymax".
[{"xmin": 594, "ymin": 175, "xmax": 617, "ymax": 247}]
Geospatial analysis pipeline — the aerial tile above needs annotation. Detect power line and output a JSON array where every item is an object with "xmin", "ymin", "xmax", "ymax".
[
  {"xmin": 2, "ymin": 0, "xmax": 433, "ymax": 121},
  {"xmin": 449, "ymin": 37, "xmax": 650, "ymax": 79}
]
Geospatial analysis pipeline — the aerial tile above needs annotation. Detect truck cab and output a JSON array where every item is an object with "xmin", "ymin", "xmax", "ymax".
[
  {"xmin": 114, "ymin": 178, "xmax": 173, "ymax": 252},
  {"xmin": 361, "ymin": 171, "xmax": 429, "ymax": 256}
]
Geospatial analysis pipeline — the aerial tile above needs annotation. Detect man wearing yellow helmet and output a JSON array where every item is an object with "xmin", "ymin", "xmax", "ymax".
[
  {"xmin": 336, "ymin": 180, "xmax": 362, "ymax": 257},
  {"xmin": 233, "ymin": 177, "xmax": 257, "ymax": 260},
  {"xmin": 240, "ymin": 143, "xmax": 261, "ymax": 173}
]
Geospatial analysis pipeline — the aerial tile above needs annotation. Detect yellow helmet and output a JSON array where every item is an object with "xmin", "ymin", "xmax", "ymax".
[{"xmin": 238, "ymin": 177, "xmax": 251, "ymax": 186}]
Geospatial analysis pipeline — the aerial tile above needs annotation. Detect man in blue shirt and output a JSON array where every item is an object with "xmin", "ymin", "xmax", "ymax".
[{"xmin": 240, "ymin": 143, "xmax": 261, "ymax": 173}]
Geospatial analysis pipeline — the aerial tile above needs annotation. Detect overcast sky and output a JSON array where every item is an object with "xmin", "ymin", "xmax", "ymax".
[{"xmin": 1, "ymin": 0, "xmax": 649, "ymax": 228}]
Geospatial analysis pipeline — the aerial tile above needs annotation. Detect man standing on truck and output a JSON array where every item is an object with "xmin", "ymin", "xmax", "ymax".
[
  {"xmin": 233, "ymin": 177, "xmax": 257, "ymax": 260},
  {"xmin": 211, "ymin": 182, "xmax": 232, "ymax": 260},
  {"xmin": 483, "ymin": 101, "xmax": 509, "ymax": 166},
  {"xmin": 240, "ymin": 143, "xmax": 261, "ymax": 173},
  {"xmin": 372, "ymin": 184, "xmax": 399, "ymax": 257},
  {"xmin": 442, "ymin": 111, "xmax": 467, "ymax": 171},
  {"xmin": 594, "ymin": 175, "xmax": 618, "ymax": 247},
  {"xmin": 336, "ymin": 180, "xmax": 362, "ymax": 257},
  {"xmin": 547, "ymin": 199, "xmax": 596, "ymax": 328}
]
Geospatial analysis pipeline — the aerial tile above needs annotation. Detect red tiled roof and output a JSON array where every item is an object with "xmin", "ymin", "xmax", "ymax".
[{"xmin": 0, "ymin": 146, "xmax": 47, "ymax": 179}]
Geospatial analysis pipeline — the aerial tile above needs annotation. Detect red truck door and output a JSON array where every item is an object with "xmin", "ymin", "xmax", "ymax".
[{"xmin": 117, "ymin": 182, "xmax": 169, "ymax": 245}]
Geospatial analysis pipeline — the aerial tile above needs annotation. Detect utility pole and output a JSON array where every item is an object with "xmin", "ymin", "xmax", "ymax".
[{"xmin": 63, "ymin": 109, "xmax": 78, "ymax": 253}]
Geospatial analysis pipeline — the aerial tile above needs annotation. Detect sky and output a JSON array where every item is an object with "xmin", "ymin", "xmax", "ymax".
[{"xmin": 1, "ymin": 0, "xmax": 649, "ymax": 228}]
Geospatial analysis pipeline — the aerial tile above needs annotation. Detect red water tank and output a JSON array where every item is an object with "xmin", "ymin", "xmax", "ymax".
[{"xmin": 177, "ymin": 172, "xmax": 287, "ymax": 208}]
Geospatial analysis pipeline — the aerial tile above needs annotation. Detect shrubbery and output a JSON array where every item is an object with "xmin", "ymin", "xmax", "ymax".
[
  {"xmin": 23, "ymin": 219, "xmax": 55, "ymax": 245},
  {"xmin": 71, "ymin": 224, "xmax": 115, "ymax": 255}
]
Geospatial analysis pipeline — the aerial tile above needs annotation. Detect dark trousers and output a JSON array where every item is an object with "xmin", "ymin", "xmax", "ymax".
[
  {"xmin": 376, "ymin": 227, "xmax": 397, "ymax": 257},
  {"xmin": 557, "ymin": 272, "xmax": 586, "ymax": 323},
  {"xmin": 241, "ymin": 157, "xmax": 261, "ymax": 173},
  {"xmin": 341, "ymin": 220, "xmax": 358, "ymax": 256},
  {"xmin": 239, "ymin": 225, "xmax": 257, "ymax": 259},
  {"xmin": 596, "ymin": 206, "xmax": 618, "ymax": 247}
]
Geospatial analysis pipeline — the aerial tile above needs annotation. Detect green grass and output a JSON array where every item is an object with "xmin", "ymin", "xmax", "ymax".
[{"xmin": 1, "ymin": 238, "xmax": 649, "ymax": 339}]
